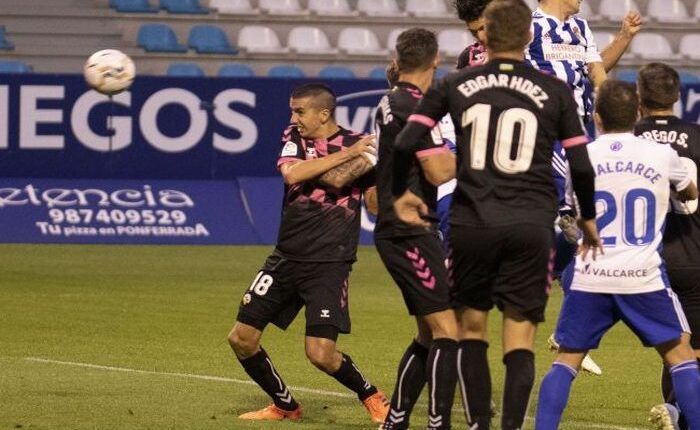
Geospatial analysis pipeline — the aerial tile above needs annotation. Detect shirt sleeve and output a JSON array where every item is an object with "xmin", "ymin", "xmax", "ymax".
[
  {"xmin": 276, "ymin": 125, "xmax": 305, "ymax": 169},
  {"xmin": 415, "ymin": 117, "xmax": 454, "ymax": 160},
  {"xmin": 558, "ymin": 87, "xmax": 589, "ymax": 149},
  {"xmin": 583, "ymin": 22, "xmax": 602, "ymax": 64},
  {"xmin": 669, "ymin": 146, "xmax": 692, "ymax": 191}
]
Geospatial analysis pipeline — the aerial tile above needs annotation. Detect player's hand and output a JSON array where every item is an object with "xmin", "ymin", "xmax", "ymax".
[
  {"xmin": 558, "ymin": 214, "xmax": 580, "ymax": 244},
  {"xmin": 577, "ymin": 218, "xmax": 604, "ymax": 261},
  {"xmin": 620, "ymin": 11, "xmax": 642, "ymax": 38},
  {"xmin": 393, "ymin": 190, "xmax": 430, "ymax": 228},
  {"xmin": 350, "ymin": 134, "xmax": 377, "ymax": 158}
]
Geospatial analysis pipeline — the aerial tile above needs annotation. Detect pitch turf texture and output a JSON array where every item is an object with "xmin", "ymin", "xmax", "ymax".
[{"xmin": 1, "ymin": 244, "xmax": 663, "ymax": 430}]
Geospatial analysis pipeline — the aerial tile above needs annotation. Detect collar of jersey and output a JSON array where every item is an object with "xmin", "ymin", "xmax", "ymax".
[
  {"xmin": 596, "ymin": 132, "xmax": 635, "ymax": 140},
  {"xmin": 534, "ymin": 7, "xmax": 577, "ymax": 25}
]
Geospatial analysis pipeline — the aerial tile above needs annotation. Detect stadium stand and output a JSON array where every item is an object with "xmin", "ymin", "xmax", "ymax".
[
  {"xmin": 593, "ymin": 31, "xmax": 615, "ymax": 50},
  {"xmin": 307, "ymin": 0, "xmax": 356, "ymax": 17},
  {"xmin": 614, "ymin": 69, "xmax": 638, "ymax": 82},
  {"xmin": 0, "ymin": 60, "xmax": 31, "ymax": 73},
  {"xmin": 680, "ymin": 34, "xmax": 700, "ymax": 60},
  {"xmin": 187, "ymin": 25, "xmax": 238, "ymax": 54},
  {"xmin": 386, "ymin": 28, "xmax": 408, "ymax": 52},
  {"xmin": 209, "ymin": 0, "xmax": 257, "ymax": 14},
  {"xmin": 267, "ymin": 64, "xmax": 305, "ymax": 78},
  {"xmin": 138, "ymin": 24, "xmax": 188, "ymax": 53},
  {"xmin": 405, "ymin": 0, "xmax": 451, "ymax": 18},
  {"xmin": 0, "ymin": 27, "xmax": 14, "ymax": 51},
  {"xmin": 288, "ymin": 27, "xmax": 337, "ymax": 55},
  {"xmin": 112, "ymin": 0, "xmax": 158, "ymax": 13},
  {"xmin": 598, "ymin": 0, "xmax": 640, "ymax": 21},
  {"xmin": 630, "ymin": 33, "xmax": 676, "ymax": 60},
  {"xmin": 337, "ymin": 28, "xmax": 386, "ymax": 55},
  {"xmin": 438, "ymin": 29, "xmax": 475, "ymax": 57},
  {"xmin": 159, "ymin": 0, "xmax": 208, "ymax": 14},
  {"xmin": 237, "ymin": 25, "xmax": 286, "ymax": 53},
  {"xmin": 357, "ymin": 0, "xmax": 403, "ymax": 17},
  {"xmin": 319, "ymin": 65, "xmax": 356, "ymax": 79},
  {"xmin": 259, "ymin": 0, "xmax": 306, "ymax": 15},
  {"xmin": 218, "ymin": 63, "xmax": 255, "ymax": 77},
  {"xmin": 647, "ymin": 0, "xmax": 693, "ymax": 23},
  {"xmin": 368, "ymin": 66, "xmax": 388, "ymax": 80},
  {"xmin": 680, "ymin": 71, "xmax": 700, "ymax": 84},
  {"xmin": 167, "ymin": 61, "xmax": 205, "ymax": 76}
]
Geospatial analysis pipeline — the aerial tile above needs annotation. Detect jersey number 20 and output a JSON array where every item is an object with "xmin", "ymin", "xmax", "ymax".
[
  {"xmin": 462, "ymin": 103, "xmax": 537, "ymax": 174},
  {"xmin": 596, "ymin": 188, "xmax": 656, "ymax": 246}
]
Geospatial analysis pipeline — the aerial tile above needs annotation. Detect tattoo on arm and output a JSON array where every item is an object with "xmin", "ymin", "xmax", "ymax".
[{"xmin": 318, "ymin": 156, "xmax": 371, "ymax": 188}]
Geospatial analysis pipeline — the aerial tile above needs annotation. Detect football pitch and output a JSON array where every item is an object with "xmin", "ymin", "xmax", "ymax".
[{"xmin": 1, "ymin": 244, "xmax": 663, "ymax": 429}]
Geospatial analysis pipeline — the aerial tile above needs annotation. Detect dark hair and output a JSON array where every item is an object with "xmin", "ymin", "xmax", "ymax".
[
  {"xmin": 395, "ymin": 28, "xmax": 438, "ymax": 73},
  {"xmin": 453, "ymin": 0, "xmax": 492, "ymax": 22},
  {"xmin": 637, "ymin": 63, "xmax": 680, "ymax": 110},
  {"xmin": 483, "ymin": 0, "xmax": 531, "ymax": 53},
  {"xmin": 596, "ymin": 80, "xmax": 639, "ymax": 131},
  {"xmin": 290, "ymin": 83, "xmax": 336, "ymax": 115}
]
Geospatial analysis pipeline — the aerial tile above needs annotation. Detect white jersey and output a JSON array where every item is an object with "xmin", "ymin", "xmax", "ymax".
[
  {"xmin": 571, "ymin": 133, "xmax": 692, "ymax": 294},
  {"xmin": 526, "ymin": 8, "xmax": 601, "ymax": 120}
]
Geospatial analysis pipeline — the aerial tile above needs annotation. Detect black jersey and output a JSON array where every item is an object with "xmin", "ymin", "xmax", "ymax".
[
  {"xmin": 374, "ymin": 82, "xmax": 451, "ymax": 239},
  {"xmin": 635, "ymin": 115, "xmax": 700, "ymax": 269},
  {"xmin": 394, "ymin": 59, "xmax": 590, "ymax": 228},
  {"xmin": 275, "ymin": 125, "xmax": 374, "ymax": 262}
]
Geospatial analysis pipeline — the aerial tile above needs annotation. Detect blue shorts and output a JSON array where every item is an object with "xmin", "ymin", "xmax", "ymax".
[
  {"xmin": 555, "ymin": 288, "xmax": 691, "ymax": 350},
  {"xmin": 437, "ymin": 193, "xmax": 452, "ymax": 249}
]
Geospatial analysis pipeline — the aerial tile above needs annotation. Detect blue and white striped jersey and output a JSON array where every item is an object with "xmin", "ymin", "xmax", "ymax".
[{"xmin": 526, "ymin": 8, "xmax": 602, "ymax": 121}]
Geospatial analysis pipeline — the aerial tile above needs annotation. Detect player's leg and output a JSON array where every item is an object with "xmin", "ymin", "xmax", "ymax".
[
  {"xmin": 422, "ymin": 309, "xmax": 459, "ymax": 430},
  {"xmin": 501, "ymin": 307, "xmax": 537, "ymax": 430},
  {"xmin": 300, "ymin": 261, "xmax": 389, "ymax": 424},
  {"xmin": 230, "ymin": 256, "xmax": 303, "ymax": 420},
  {"xmin": 536, "ymin": 289, "xmax": 616, "ymax": 430},
  {"xmin": 655, "ymin": 334, "xmax": 700, "ymax": 430},
  {"xmin": 450, "ymin": 224, "xmax": 500, "ymax": 430}
]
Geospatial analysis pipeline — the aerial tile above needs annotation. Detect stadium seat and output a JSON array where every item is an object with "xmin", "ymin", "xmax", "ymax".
[
  {"xmin": 112, "ymin": 0, "xmax": 158, "ymax": 12},
  {"xmin": 647, "ymin": 0, "xmax": 692, "ymax": 23},
  {"xmin": 137, "ymin": 24, "xmax": 187, "ymax": 53},
  {"xmin": 308, "ymin": 0, "xmax": 355, "ymax": 16},
  {"xmin": 387, "ymin": 28, "xmax": 408, "ymax": 51},
  {"xmin": 259, "ymin": 0, "xmax": 305, "ymax": 15},
  {"xmin": 614, "ymin": 69, "xmax": 638, "ymax": 82},
  {"xmin": 287, "ymin": 27, "xmax": 337, "ymax": 54},
  {"xmin": 577, "ymin": 1, "xmax": 599, "ymax": 20},
  {"xmin": 159, "ymin": 0, "xmax": 208, "ymax": 14},
  {"xmin": 405, "ymin": 0, "xmax": 449, "ymax": 17},
  {"xmin": 319, "ymin": 65, "xmax": 355, "ymax": 79},
  {"xmin": 435, "ymin": 68, "xmax": 450, "ymax": 79},
  {"xmin": 679, "ymin": 34, "xmax": 700, "ymax": 60},
  {"xmin": 337, "ymin": 27, "xmax": 386, "ymax": 55},
  {"xmin": 0, "ymin": 60, "xmax": 31, "ymax": 73},
  {"xmin": 438, "ymin": 29, "xmax": 475, "ymax": 57},
  {"xmin": 696, "ymin": 0, "xmax": 700, "ymax": 23},
  {"xmin": 237, "ymin": 26, "xmax": 285, "ymax": 53},
  {"xmin": 357, "ymin": 0, "xmax": 403, "ymax": 17},
  {"xmin": 209, "ymin": 0, "xmax": 256, "ymax": 14},
  {"xmin": 0, "ymin": 26, "xmax": 14, "ymax": 50},
  {"xmin": 630, "ymin": 33, "xmax": 675, "ymax": 60},
  {"xmin": 188, "ymin": 25, "xmax": 238, "ymax": 54},
  {"xmin": 368, "ymin": 66, "xmax": 388, "ymax": 80},
  {"xmin": 679, "ymin": 71, "xmax": 700, "ymax": 84},
  {"xmin": 219, "ymin": 63, "xmax": 255, "ymax": 77},
  {"xmin": 593, "ymin": 31, "xmax": 615, "ymax": 49},
  {"xmin": 268, "ymin": 65, "xmax": 305, "ymax": 78},
  {"xmin": 598, "ymin": 0, "xmax": 640, "ymax": 21},
  {"xmin": 167, "ymin": 62, "xmax": 205, "ymax": 76}
]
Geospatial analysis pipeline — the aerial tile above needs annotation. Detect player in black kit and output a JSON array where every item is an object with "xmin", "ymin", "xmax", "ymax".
[
  {"xmin": 228, "ymin": 83, "xmax": 390, "ymax": 424},
  {"xmin": 391, "ymin": 1, "xmax": 600, "ymax": 429},
  {"xmin": 634, "ymin": 63, "xmax": 700, "ymax": 430},
  {"xmin": 374, "ymin": 28, "xmax": 459, "ymax": 430}
]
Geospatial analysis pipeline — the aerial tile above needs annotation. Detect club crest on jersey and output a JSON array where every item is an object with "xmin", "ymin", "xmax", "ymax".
[
  {"xmin": 242, "ymin": 293, "xmax": 252, "ymax": 305},
  {"xmin": 610, "ymin": 141, "xmax": 623, "ymax": 152},
  {"xmin": 281, "ymin": 141, "xmax": 298, "ymax": 157},
  {"xmin": 321, "ymin": 309, "xmax": 330, "ymax": 318}
]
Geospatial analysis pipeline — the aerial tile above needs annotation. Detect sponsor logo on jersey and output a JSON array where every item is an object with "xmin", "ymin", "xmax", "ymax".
[
  {"xmin": 281, "ymin": 141, "xmax": 298, "ymax": 157},
  {"xmin": 575, "ymin": 264, "xmax": 649, "ymax": 278}
]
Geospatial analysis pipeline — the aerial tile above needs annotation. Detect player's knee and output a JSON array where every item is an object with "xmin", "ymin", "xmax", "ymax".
[
  {"xmin": 305, "ymin": 347, "xmax": 336, "ymax": 373},
  {"xmin": 228, "ymin": 326, "xmax": 258, "ymax": 357}
]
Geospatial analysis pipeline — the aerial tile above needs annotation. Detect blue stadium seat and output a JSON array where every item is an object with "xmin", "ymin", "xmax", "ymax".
[
  {"xmin": 0, "ymin": 60, "xmax": 31, "ymax": 73},
  {"xmin": 137, "ymin": 24, "xmax": 187, "ymax": 53},
  {"xmin": 0, "ymin": 26, "xmax": 14, "ymax": 50},
  {"xmin": 319, "ymin": 65, "xmax": 355, "ymax": 79},
  {"xmin": 167, "ymin": 62, "xmax": 205, "ymax": 77},
  {"xmin": 679, "ymin": 71, "xmax": 700, "ymax": 84},
  {"xmin": 268, "ymin": 65, "xmax": 305, "ymax": 78},
  {"xmin": 219, "ymin": 63, "xmax": 255, "ymax": 77},
  {"xmin": 368, "ymin": 66, "xmax": 387, "ymax": 80},
  {"xmin": 112, "ymin": 0, "xmax": 158, "ymax": 12},
  {"xmin": 160, "ymin": 0, "xmax": 208, "ymax": 14},
  {"xmin": 188, "ymin": 25, "xmax": 238, "ymax": 54},
  {"xmin": 615, "ymin": 69, "xmax": 638, "ymax": 82},
  {"xmin": 435, "ymin": 67, "xmax": 450, "ymax": 79}
]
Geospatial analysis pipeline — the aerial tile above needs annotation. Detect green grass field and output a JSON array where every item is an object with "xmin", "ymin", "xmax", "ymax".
[{"xmin": 0, "ymin": 244, "xmax": 665, "ymax": 429}]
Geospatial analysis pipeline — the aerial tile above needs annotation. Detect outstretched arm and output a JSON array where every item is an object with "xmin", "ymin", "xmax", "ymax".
[{"xmin": 600, "ymin": 11, "xmax": 642, "ymax": 72}]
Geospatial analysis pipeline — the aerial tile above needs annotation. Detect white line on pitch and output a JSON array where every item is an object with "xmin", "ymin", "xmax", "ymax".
[{"xmin": 24, "ymin": 357, "xmax": 645, "ymax": 430}]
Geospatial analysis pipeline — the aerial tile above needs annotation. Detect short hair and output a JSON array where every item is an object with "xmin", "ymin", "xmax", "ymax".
[
  {"xmin": 290, "ymin": 83, "xmax": 337, "ymax": 116},
  {"xmin": 395, "ymin": 28, "xmax": 438, "ymax": 73},
  {"xmin": 483, "ymin": 0, "xmax": 531, "ymax": 53},
  {"xmin": 596, "ymin": 80, "xmax": 639, "ymax": 131},
  {"xmin": 637, "ymin": 63, "xmax": 680, "ymax": 110},
  {"xmin": 453, "ymin": 0, "xmax": 492, "ymax": 22}
]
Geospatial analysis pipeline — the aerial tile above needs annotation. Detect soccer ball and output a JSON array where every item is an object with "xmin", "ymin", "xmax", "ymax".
[{"xmin": 83, "ymin": 49, "xmax": 135, "ymax": 95}]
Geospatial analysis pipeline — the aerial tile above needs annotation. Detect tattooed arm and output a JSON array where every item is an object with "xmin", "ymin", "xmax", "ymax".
[{"xmin": 317, "ymin": 155, "xmax": 373, "ymax": 188}]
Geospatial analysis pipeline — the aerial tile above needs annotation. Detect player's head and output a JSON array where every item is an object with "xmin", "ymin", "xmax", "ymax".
[
  {"xmin": 594, "ymin": 80, "xmax": 639, "ymax": 133},
  {"xmin": 453, "ymin": 0, "xmax": 492, "ymax": 44},
  {"xmin": 483, "ymin": 0, "xmax": 532, "ymax": 56},
  {"xmin": 289, "ymin": 83, "xmax": 337, "ymax": 138},
  {"xmin": 538, "ymin": 0, "xmax": 582, "ymax": 16},
  {"xmin": 637, "ymin": 63, "xmax": 680, "ymax": 113},
  {"xmin": 395, "ymin": 28, "xmax": 439, "ymax": 75}
]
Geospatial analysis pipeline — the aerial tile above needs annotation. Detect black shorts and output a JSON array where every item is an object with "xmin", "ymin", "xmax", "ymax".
[
  {"xmin": 236, "ymin": 254, "xmax": 352, "ymax": 334},
  {"xmin": 376, "ymin": 234, "xmax": 452, "ymax": 316},
  {"xmin": 666, "ymin": 267, "xmax": 700, "ymax": 349},
  {"xmin": 449, "ymin": 224, "xmax": 554, "ymax": 323}
]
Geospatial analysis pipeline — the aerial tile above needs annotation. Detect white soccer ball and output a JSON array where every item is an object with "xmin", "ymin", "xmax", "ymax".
[{"xmin": 83, "ymin": 49, "xmax": 135, "ymax": 95}]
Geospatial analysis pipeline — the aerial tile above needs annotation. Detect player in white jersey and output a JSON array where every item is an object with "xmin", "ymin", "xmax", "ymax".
[{"xmin": 535, "ymin": 80, "xmax": 700, "ymax": 430}]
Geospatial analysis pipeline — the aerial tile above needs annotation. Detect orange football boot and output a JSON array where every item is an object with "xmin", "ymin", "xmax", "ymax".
[
  {"xmin": 238, "ymin": 404, "xmax": 303, "ymax": 421},
  {"xmin": 362, "ymin": 391, "xmax": 390, "ymax": 423}
]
